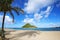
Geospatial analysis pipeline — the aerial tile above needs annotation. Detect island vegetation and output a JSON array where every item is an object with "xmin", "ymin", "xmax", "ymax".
[{"xmin": 22, "ymin": 23, "xmax": 37, "ymax": 28}]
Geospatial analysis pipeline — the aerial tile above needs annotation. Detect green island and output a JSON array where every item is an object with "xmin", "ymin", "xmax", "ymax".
[{"xmin": 22, "ymin": 23, "xmax": 37, "ymax": 28}]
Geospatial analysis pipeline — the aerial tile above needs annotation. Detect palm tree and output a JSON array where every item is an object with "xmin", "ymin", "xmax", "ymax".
[{"xmin": 0, "ymin": 0, "xmax": 24, "ymax": 40}]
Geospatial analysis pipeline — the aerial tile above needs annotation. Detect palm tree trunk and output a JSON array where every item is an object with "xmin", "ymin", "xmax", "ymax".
[{"xmin": 1, "ymin": 12, "xmax": 6, "ymax": 40}]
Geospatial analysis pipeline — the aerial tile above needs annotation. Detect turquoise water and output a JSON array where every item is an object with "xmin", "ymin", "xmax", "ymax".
[{"xmin": 9, "ymin": 27, "xmax": 60, "ymax": 31}]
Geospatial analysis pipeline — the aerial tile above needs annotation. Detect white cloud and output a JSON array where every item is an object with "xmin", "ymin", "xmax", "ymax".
[
  {"xmin": 0, "ymin": 15, "xmax": 13, "ymax": 24},
  {"xmin": 35, "ymin": 23, "xmax": 60, "ymax": 28},
  {"xmin": 39, "ymin": 6, "xmax": 53, "ymax": 17},
  {"xmin": 24, "ymin": 0, "xmax": 55, "ymax": 13},
  {"xmin": 42, "ymin": 6, "xmax": 53, "ymax": 17},
  {"xmin": 23, "ymin": 18, "xmax": 34, "ymax": 23},
  {"xmin": 45, "ymin": 6, "xmax": 51, "ymax": 13},
  {"xmin": 45, "ymin": 6, "xmax": 53, "ymax": 17},
  {"xmin": 46, "ymin": 23, "xmax": 60, "ymax": 28},
  {"xmin": 33, "ymin": 6, "xmax": 52, "ymax": 21},
  {"xmin": 34, "ymin": 13, "xmax": 43, "ymax": 20},
  {"xmin": 23, "ymin": 15, "xmax": 36, "ymax": 24},
  {"xmin": 24, "ymin": 0, "xmax": 54, "ymax": 23}
]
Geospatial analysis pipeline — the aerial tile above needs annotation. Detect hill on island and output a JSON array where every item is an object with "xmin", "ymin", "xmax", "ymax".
[{"xmin": 22, "ymin": 23, "xmax": 37, "ymax": 28}]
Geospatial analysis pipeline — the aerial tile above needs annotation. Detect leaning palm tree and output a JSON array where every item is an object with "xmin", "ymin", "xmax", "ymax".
[{"xmin": 0, "ymin": 0, "xmax": 24, "ymax": 40}]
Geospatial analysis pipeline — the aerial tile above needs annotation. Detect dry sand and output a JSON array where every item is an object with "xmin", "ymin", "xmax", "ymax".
[{"xmin": 5, "ymin": 29, "xmax": 60, "ymax": 40}]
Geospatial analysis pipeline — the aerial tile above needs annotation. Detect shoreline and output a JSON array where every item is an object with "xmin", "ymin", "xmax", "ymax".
[{"xmin": 4, "ymin": 28, "xmax": 60, "ymax": 31}]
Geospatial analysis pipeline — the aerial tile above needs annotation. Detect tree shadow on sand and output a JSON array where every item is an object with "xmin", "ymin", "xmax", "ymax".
[{"xmin": 10, "ymin": 30, "xmax": 40, "ymax": 39}]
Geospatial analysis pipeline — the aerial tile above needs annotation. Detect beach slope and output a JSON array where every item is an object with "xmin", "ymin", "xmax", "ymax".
[{"xmin": 5, "ymin": 30, "xmax": 60, "ymax": 40}]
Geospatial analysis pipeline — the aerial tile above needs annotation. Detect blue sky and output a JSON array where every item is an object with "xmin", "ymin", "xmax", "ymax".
[{"xmin": 0, "ymin": 0, "xmax": 60, "ymax": 28}]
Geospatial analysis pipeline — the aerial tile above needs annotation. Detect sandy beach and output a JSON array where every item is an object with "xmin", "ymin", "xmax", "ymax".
[{"xmin": 5, "ymin": 29, "xmax": 60, "ymax": 40}]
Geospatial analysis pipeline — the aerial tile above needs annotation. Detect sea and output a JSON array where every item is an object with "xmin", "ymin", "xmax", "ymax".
[{"xmin": 9, "ymin": 27, "xmax": 60, "ymax": 31}]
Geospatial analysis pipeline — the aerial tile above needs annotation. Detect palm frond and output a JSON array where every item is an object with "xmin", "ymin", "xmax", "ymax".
[
  {"xmin": 9, "ymin": 11, "xmax": 14, "ymax": 22},
  {"xmin": 12, "ymin": 7, "xmax": 24, "ymax": 14},
  {"xmin": 0, "ymin": 7, "xmax": 2, "ymax": 11},
  {"xmin": 11, "ymin": 8, "xmax": 19, "ymax": 15}
]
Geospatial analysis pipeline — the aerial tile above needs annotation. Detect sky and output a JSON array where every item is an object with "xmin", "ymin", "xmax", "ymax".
[{"xmin": 0, "ymin": 0, "xmax": 60, "ymax": 28}]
